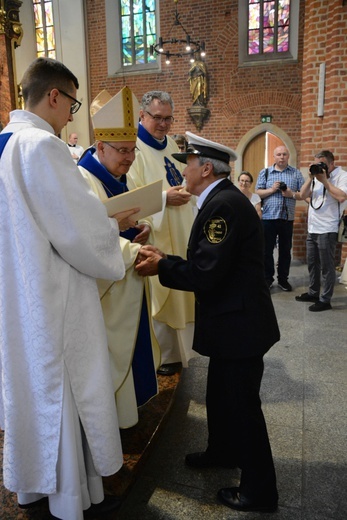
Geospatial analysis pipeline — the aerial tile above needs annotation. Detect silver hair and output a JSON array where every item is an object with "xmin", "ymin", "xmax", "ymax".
[
  {"xmin": 141, "ymin": 91, "xmax": 174, "ymax": 111},
  {"xmin": 198, "ymin": 156, "xmax": 231, "ymax": 176}
]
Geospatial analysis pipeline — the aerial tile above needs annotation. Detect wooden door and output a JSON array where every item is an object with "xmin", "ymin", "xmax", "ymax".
[
  {"xmin": 242, "ymin": 133, "xmax": 266, "ymax": 191},
  {"xmin": 242, "ymin": 132, "xmax": 286, "ymax": 190}
]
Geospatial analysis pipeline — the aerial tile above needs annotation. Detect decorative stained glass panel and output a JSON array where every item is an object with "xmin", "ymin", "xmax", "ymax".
[
  {"xmin": 32, "ymin": 0, "xmax": 56, "ymax": 59},
  {"xmin": 248, "ymin": 0, "xmax": 290, "ymax": 56},
  {"xmin": 120, "ymin": 0, "xmax": 157, "ymax": 67}
]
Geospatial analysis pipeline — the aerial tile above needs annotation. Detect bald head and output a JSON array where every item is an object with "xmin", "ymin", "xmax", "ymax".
[{"xmin": 273, "ymin": 146, "xmax": 289, "ymax": 171}]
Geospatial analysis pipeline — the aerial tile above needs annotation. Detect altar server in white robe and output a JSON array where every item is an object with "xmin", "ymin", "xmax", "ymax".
[
  {"xmin": 78, "ymin": 87, "xmax": 160, "ymax": 429},
  {"xmin": 0, "ymin": 57, "xmax": 138, "ymax": 520},
  {"xmin": 128, "ymin": 91, "xmax": 198, "ymax": 375}
]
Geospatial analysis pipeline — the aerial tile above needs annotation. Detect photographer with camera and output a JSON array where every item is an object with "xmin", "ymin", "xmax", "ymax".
[
  {"xmin": 296, "ymin": 150, "xmax": 347, "ymax": 311},
  {"xmin": 256, "ymin": 145, "xmax": 304, "ymax": 291}
]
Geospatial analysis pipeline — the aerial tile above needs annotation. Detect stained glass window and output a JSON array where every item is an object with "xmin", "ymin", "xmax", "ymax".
[
  {"xmin": 120, "ymin": 0, "xmax": 157, "ymax": 67},
  {"xmin": 32, "ymin": 0, "xmax": 56, "ymax": 59},
  {"xmin": 248, "ymin": 0, "xmax": 290, "ymax": 56}
]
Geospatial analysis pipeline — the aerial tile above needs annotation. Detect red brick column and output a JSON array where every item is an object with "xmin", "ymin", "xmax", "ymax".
[
  {"xmin": 0, "ymin": 33, "xmax": 15, "ymax": 129},
  {"xmin": 293, "ymin": 204, "xmax": 308, "ymax": 262}
]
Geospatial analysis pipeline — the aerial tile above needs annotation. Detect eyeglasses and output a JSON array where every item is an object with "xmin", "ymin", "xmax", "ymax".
[
  {"xmin": 145, "ymin": 110, "xmax": 174, "ymax": 125},
  {"xmin": 105, "ymin": 142, "xmax": 138, "ymax": 155},
  {"xmin": 239, "ymin": 179, "xmax": 251, "ymax": 184},
  {"xmin": 55, "ymin": 89, "xmax": 82, "ymax": 114}
]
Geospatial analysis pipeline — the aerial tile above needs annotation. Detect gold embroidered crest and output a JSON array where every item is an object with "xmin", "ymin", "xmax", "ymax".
[{"xmin": 204, "ymin": 217, "xmax": 227, "ymax": 244}]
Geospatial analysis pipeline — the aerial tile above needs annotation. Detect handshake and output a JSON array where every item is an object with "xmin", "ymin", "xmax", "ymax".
[{"xmin": 135, "ymin": 245, "xmax": 166, "ymax": 277}]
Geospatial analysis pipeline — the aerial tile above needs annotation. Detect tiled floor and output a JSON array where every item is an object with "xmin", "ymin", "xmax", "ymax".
[
  {"xmin": 0, "ymin": 371, "xmax": 182, "ymax": 519},
  {"xmin": 1, "ymin": 260, "xmax": 347, "ymax": 519},
  {"xmin": 116, "ymin": 260, "xmax": 347, "ymax": 520}
]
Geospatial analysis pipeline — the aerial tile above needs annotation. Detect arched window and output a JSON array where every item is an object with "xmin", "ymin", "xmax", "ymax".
[
  {"xmin": 106, "ymin": 0, "xmax": 159, "ymax": 75},
  {"xmin": 32, "ymin": 0, "xmax": 56, "ymax": 58},
  {"xmin": 239, "ymin": 0, "xmax": 299, "ymax": 64},
  {"xmin": 120, "ymin": 0, "xmax": 157, "ymax": 67}
]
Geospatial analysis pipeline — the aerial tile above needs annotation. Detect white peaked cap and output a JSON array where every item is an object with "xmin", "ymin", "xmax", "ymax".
[
  {"xmin": 186, "ymin": 131, "xmax": 238, "ymax": 162},
  {"xmin": 90, "ymin": 86, "xmax": 140, "ymax": 142}
]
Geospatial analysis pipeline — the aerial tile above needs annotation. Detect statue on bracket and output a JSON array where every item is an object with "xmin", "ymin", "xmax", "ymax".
[
  {"xmin": 189, "ymin": 60, "xmax": 208, "ymax": 106},
  {"xmin": 187, "ymin": 60, "xmax": 210, "ymax": 131}
]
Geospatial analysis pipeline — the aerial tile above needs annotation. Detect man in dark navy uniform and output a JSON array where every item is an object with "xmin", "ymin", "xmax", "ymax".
[{"xmin": 135, "ymin": 132, "xmax": 280, "ymax": 513}]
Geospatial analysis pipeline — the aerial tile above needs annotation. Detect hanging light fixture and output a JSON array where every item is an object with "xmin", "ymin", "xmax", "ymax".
[{"xmin": 150, "ymin": 0, "xmax": 206, "ymax": 65}]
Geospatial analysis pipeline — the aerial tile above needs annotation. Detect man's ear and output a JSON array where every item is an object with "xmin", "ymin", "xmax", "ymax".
[
  {"xmin": 139, "ymin": 109, "xmax": 145, "ymax": 122},
  {"xmin": 201, "ymin": 161, "xmax": 213, "ymax": 178},
  {"xmin": 96, "ymin": 141, "xmax": 105, "ymax": 155},
  {"xmin": 47, "ymin": 88, "xmax": 59, "ymax": 110}
]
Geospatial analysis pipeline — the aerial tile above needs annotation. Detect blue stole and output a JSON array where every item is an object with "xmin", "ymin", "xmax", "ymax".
[
  {"xmin": 0, "ymin": 133, "xmax": 13, "ymax": 158},
  {"xmin": 137, "ymin": 124, "xmax": 183, "ymax": 186},
  {"xmin": 79, "ymin": 147, "xmax": 157, "ymax": 407},
  {"xmin": 79, "ymin": 148, "xmax": 139, "ymax": 242}
]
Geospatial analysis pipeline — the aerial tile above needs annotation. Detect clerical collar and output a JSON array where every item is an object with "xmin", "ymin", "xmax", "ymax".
[
  {"xmin": 68, "ymin": 143, "xmax": 76, "ymax": 147},
  {"xmin": 137, "ymin": 123, "xmax": 167, "ymax": 150}
]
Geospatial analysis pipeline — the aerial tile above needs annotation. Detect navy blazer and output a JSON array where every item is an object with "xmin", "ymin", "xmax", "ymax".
[{"xmin": 158, "ymin": 178, "xmax": 280, "ymax": 359}]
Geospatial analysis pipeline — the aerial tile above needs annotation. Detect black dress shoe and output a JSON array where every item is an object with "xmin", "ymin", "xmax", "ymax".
[
  {"xmin": 217, "ymin": 487, "xmax": 278, "ymax": 513},
  {"xmin": 309, "ymin": 301, "xmax": 332, "ymax": 312},
  {"xmin": 185, "ymin": 451, "xmax": 236, "ymax": 469},
  {"xmin": 157, "ymin": 364, "xmax": 177, "ymax": 376},
  {"xmin": 295, "ymin": 292, "xmax": 319, "ymax": 302},
  {"xmin": 84, "ymin": 496, "xmax": 122, "ymax": 519}
]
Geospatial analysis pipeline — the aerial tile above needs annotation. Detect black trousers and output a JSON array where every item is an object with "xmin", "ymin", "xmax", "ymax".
[
  {"xmin": 262, "ymin": 219, "xmax": 294, "ymax": 283},
  {"xmin": 206, "ymin": 355, "xmax": 278, "ymax": 500}
]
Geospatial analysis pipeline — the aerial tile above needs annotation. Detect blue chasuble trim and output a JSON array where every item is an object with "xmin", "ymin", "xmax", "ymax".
[
  {"xmin": 78, "ymin": 148, "xmax": 138, "ymax": 241},
  {"xmin": 0, "ymin": 133, "xmax": 13, "ymax": 158}
]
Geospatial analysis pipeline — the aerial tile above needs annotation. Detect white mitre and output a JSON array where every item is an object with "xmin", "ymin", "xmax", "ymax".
[{"xmin": 90, "ymin": 86, "xmax": 140, "ymax": 142}]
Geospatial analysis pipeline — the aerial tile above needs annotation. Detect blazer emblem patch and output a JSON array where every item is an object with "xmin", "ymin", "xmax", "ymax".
[{"xmin": 204, "ymin": 217, "xmax": 227, "ymax": 244}]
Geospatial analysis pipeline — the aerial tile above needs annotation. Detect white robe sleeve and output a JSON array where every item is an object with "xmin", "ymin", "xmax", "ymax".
[{"xmin": 19, "ymin": 132, "xmax": 125, "ymax": 281}]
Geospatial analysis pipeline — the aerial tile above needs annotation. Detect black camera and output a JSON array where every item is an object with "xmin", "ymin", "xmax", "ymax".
[
  {"xmin": 278, "ymin": 181, "xmax": 287, "ymax": 191},
  {"xmin": 309, "ymin": 162, "xmax": 328, "ymax": 175}
]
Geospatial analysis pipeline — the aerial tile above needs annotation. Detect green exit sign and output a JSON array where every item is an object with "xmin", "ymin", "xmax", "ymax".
[{"xmin": 261, "ymin": 115, "xmax": 272, "ymax": 123}]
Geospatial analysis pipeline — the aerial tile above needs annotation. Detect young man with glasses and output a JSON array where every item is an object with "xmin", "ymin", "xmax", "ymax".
[
  {"xmin": 78, "ymin": 87, "xmax": 160, "ymax": 429},
  {"xmin": 0, "ymin": 57, "xmax": 138, "ymax": 519},
  {"xmin": 128, "ymin": 91, "xmax": 197, "ymax": 376}
]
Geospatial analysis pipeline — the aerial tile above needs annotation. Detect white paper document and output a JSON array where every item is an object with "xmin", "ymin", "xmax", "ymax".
[{"xmin": 102, "ymin": 180, "xmax": 163, "ymax": 220}]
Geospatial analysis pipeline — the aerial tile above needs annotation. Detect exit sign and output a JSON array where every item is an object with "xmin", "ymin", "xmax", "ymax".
[{"xmin": 261, "ymin": 115, "xmax": 272, "ymax": 123}]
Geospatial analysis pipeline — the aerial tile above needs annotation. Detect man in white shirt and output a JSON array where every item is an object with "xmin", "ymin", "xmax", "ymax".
[{"xmin": 296, "ymin": 150, "xmax": 347, "ymax": 311}]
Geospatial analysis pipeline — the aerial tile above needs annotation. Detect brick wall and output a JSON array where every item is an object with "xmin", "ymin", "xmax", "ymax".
[
  {"xmin": 301, "ymin": 0, "xmax": 347, "ymax": 166},
  {"xmin": 84, "ymin": 0, "xmax": 347, "ymax": 266},
  {"xmin": 293, "ymin": 205, "xmax": 309, "ymax": 262},
  {"xmin": 0, "ymin": 35, "xmax": 15, "ymax": 129},
  {"xmin": 85, "ymin": 0, "xmax": 304, "ymax": 155},
  {"xmin": 300, "ymin": 0, "xmax": 347, "ymax": 267}
]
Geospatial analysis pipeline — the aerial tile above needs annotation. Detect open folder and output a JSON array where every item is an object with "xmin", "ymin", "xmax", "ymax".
[{"xmin": 102, "ymin": 179, "xmax": 163, "ymax": 220}]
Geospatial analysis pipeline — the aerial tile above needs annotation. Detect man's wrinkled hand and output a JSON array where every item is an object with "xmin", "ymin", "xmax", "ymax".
[{"xmin": 135, "ymin": 245, "xmax": 166, "ymax": 276}]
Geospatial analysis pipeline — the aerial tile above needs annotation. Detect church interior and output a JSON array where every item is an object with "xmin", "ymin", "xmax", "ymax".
[{"xmin": 0, "ymin": 1, "xmax": 347, "ymax": 518}]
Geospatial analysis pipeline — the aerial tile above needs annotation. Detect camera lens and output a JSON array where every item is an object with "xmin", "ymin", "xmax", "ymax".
[
  {"xmin": 309, "ymin": 162, "xmax": 328, "ymax": 175},
  {"xmin": 309, "ymin": 164, "xmax": 321, "ymax": 175}
]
